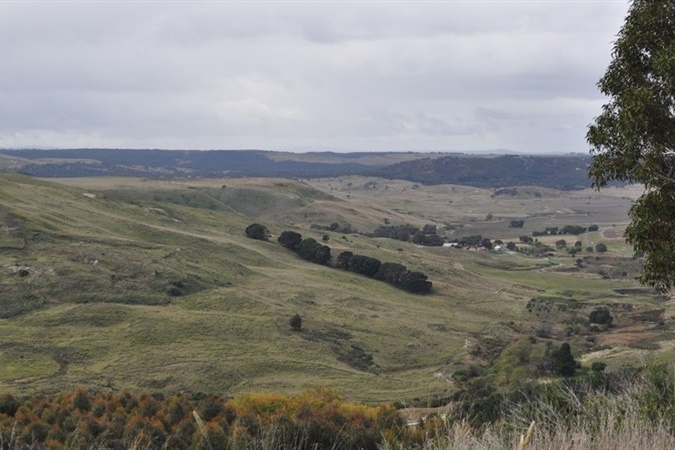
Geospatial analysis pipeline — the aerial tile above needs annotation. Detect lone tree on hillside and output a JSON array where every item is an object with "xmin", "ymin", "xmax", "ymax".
[
  {"xmin": 591, "ymin": 361, "xmax": 607, "ymax": 373},
  {"xmin": 587, "ymin": 0, "xmax": 675, "ymax": 292},
  {"xmin": 245, "ymin": 223, "xmax": 270, "ymax": 241},
  {"xmin": 589, "ymin": 307, "xmax": 613, "ymax": 326},
  {"xmin": 552, "ymin": 342, "xmax": 576, "ymax": 377},
  {"xmin": 289, "ymin": 314, "xmax": 302, "ymax": 331}
]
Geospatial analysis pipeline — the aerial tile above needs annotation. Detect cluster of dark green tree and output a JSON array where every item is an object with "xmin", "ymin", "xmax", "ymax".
[
  {"xmin": 310, "ymin": 222, "xmax": 357, "ymax": 234},
  {"xmin": 7, "ymin": 148, "xmax": 378, "ymax": 179},
  {"xmin": 531, "ymin": 224, "xmax": 598, "ymax": 237},
  {"xmin": 518, "ymin": 236, "xmax": 608, "ymax": 256},
  {"xmin": 374, "ymin": 154, "xmax": 596, "ymax": 190},
  {"xmin": 277, "ymin": 230, "xmax": 432, "ymax": 294},
  {"xmin": 519, "ymin": 241, "xmax": 554, "ymax": 257},
  {"xmin": 336, "ymin": 252, "xmax": 432, "ymax": 294},
  {"xmin": 449, "ymin": 234, "xmax": 493, "ymax": 249},
  {"xmin": 371, "ymin": 223, "xmax": 444, "ymax": 247},
  {"xmin": 277, "ymin": 231, "xmax": 332, "ymax": 265},
  {"xmin": 589, "ymin": 307, "xmax": 613, "ymax": 326}
]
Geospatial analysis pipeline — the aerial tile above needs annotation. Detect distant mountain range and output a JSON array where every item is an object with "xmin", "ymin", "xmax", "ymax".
[{"xmin": 0, "ymin": 148, "xmax": 596, "ymax": 190}]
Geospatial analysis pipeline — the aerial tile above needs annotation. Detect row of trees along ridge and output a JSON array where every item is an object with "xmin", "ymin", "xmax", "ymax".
[{"xmin": 273, "ymin": 229, "xmax": 432, "ymax": 294}]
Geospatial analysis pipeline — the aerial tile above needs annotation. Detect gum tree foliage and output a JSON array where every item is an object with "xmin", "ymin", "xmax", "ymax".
[
  {"xmin": 374, "ymin": 262, "xmax": 407, "ymax": 285},
  {"xmin": 336, "ymin": 251, "xmax": 353, "ymax": 270},
  {"xmin": 245, "ymin": 223, "xmax": 270, "ymax": 241},
  {"xmin": 422, "ymin": 224, "xmax": 437, "ymax": 234},
  {"xmin": 551, "ymin": 342, "xmax": 576, "ymax": 377},
  {"xmin": 457, "ymin": 234, "xmax": 483, "ymax": 246},
  {"xmin": 290, "ymin": 314, "xmax": 302, "ymax": 331},
  {"xmin": 372, "ymin": 224, "xmax": 418, "ymax": 242},
  {"xmin": 277, "ymin": 230, "xmax": 303, "ymax": 250},
  {"xmin": 559, "ymin": 225, "xmax": 587, "ymax": 235},
  {"xmin": 298, "ymin": 238, "xmax": 331, "ymax": 265},
  {"xmin": 0, "ymin": 393, "xmax": 19, "ymax": 416},
  {"xmin": 336, "ymin": 255, "xmax": 433, "ymax": 294},
  {"xmin": 398, "ymin": 271, "xmax": 432, "ymax": 294},
  {"xmin": 345, "ymin": 254, "xmax": 382, "ymax": 278},
  {"xmin": 589, "ymin": 307, "xmax": 613, "ymax": 326},
  {"xmin": 277, "ymin": 231, "xmax": 433, "ymax": 294},
  {"xmin": 587, "ymin": 0, "xmax": 675, "ymax": 292},
  {"xmin": 480, "ymin": 238, "xmax": 492, "ymax": 249},
  {"xmin": 411, "ymin": 231, "xmax": 444, "ymax": 246}
]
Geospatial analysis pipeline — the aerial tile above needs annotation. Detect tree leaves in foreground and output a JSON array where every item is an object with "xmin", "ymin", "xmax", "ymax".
[{"xmin": 587, "ymin": 0, "xmax": 675, "ymax": 292}]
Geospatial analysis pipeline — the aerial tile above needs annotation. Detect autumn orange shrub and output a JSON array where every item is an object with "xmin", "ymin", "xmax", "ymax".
[{"xmin": 0, "ymin": 386, "xmax": 405, "ymax": 449}]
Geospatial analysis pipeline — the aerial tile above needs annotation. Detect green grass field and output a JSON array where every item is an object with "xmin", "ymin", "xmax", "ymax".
[{"xmin": 0, "ymin": 173, "xmax": 670, "ymax": 402}]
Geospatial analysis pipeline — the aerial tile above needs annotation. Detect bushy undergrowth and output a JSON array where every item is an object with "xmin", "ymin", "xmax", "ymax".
[
  {"xmin": 0, "ymin": 388, "xmax": 402, "ymax": 450},
  {"xmin": 1, "ymin": 364, "xmax": 674, "ymax": 449},
  {"xmin": 391, "ymin": 363, "xmax": 675, "ymax": 449}
]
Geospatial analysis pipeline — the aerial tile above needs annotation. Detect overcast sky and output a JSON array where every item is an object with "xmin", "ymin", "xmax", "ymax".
[{"xmin": 0, "ymin": 1, "xmax": 629, "ymax": 153}]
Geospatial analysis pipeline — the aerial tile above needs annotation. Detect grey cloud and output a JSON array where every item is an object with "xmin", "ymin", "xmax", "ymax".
[
  {"xmin": 0, "ymin": 1, "xmax": 630, "ymax": 153},
  {"xmin": 379, "ymin": 112, "xmax": 477, "ymax": 137},
  {"xmin": 474, "ymin": 107, "xmax": 513, "ymax": 121}
]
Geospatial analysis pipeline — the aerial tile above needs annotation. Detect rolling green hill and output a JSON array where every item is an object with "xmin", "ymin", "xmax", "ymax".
[{"xmin": 0, "ymin": 173, "xmax": 671, "ymax": 403}]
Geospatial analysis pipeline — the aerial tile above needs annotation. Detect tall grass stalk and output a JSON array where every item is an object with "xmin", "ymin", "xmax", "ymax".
[
  {"xmin": 418, "ymin": 364, "xmax": 675, "ymax": 450},
  {"xmin": 217, "ymin": 421, "xmax": 359, "ymax": 450}
]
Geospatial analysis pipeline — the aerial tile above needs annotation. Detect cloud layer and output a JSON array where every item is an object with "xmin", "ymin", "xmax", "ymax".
[{"xmin": 0, "ymin": 2, "xmax": 629, "ymax": 153}]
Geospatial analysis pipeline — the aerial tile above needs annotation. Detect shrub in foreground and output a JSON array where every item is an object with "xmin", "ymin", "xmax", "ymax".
[
  {"xmin": 395, "ymin": 363, "xmax": 675, "ymax": 449},
  {"xmin": 0, "ymin": 387, "xmax": 403, "ymax": 450}
]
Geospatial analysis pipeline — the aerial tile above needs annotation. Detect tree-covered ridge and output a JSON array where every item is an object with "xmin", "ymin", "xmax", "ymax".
[
  {"xmin": 0, "ymin": 150, "xmax": 609, "ymax": 191},
  {"xmin": 374, "ymin": 154, "xmax": 596, "ymax": 190},
  {"xmin": 0, "ymin": 149, "xmax": 376, "ymax": 179}
]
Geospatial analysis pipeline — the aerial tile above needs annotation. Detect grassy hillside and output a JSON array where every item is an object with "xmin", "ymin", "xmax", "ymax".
[{"xmin": 0, "ymin": 174, "xmax": 671, "ymax": 403}]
